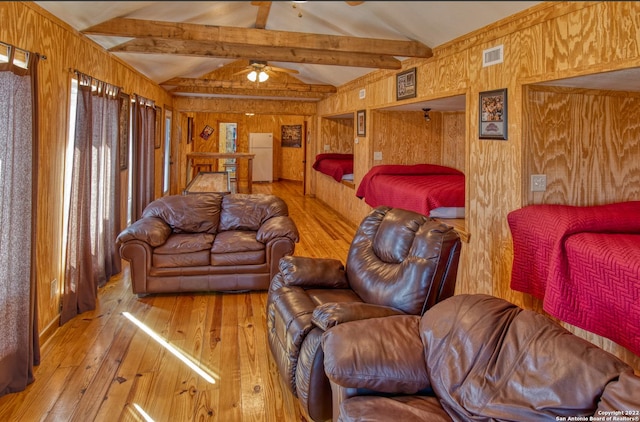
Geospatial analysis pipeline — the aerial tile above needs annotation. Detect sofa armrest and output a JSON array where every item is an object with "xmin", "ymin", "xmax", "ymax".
[
  {"xmin": 257, "ymin": 215, "xmax": 300, "ymax": 244},
  {"xmin": 278, "ymin": 256, "xmax": 349, "ymax": 289},
  {"xmin": 322, "ymin": 315, "xmax": 429, "ymax": 394},
  {"xmin": 116, "ymin": 217, "xmax": 171, "ymax": 247},
  {"xmin": 312, "ymin": 302, "xmax": 405, "ymax": 331}
]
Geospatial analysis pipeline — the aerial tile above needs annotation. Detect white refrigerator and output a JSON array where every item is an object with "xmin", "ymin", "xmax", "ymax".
[{"xmin": 249, "ymin": 132, "xmax": 273, "ymax": 182}]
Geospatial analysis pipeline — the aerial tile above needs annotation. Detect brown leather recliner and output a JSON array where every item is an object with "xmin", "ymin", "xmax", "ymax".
[
  {"xmin": 266, "ymin": 206, "xmax": 462, "ymax": 421},
  {"xmin": 323, "ymin": 294, "xmax": 640, "ymax": 421}
]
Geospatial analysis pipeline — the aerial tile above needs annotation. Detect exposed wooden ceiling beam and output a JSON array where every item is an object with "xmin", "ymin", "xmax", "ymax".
[
  {"xmin": 82, "ymin": 18, "xmax": 432, "ymax": 58},
  {"xmin": 110, "ymin": 38, "xmax": 402, "ymax": 69},
  {"xmin": 252, "ymin": 1, "xmax": 272, "ymax": 29},
  {"xmin": 163, "ymin": 77, "xmax": 337, "ymax": 94},
  {"xmin": 170, "ymin": 86, "xmax": 327, "ymax": 99}
]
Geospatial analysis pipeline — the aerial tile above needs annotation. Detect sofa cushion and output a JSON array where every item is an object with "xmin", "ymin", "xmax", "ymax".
[
  {"xmin": 211, "ymin": 231, "xmax": 263, "ymax": 253},
  {"xmin": 153, "ymin": 250, "xmax": 211, "ymax": 268},
  {"xmin": 210, "ymin": 250, "xmax": 265, "ymax": 266},
  {"xmin": 219, "ymin": 194, "xmax": 288, "ymax": 231},
  {"xmin": 210, "ymin": 231, "xmax": 265, "ymax": 266},
  {"xmin": 154, "ymin": 233, "xmax": 215, "ymax": 254},
  {"xmin": 339, "ymin": 396, "xmax": 451, "ymax": 422},
  {"xmin": 142, "ymin": 193, "xmax": 223, "ymax": 234},
  {"xmin": 421, "ymin": 294, "xmax": 631, "ymax": 421}
]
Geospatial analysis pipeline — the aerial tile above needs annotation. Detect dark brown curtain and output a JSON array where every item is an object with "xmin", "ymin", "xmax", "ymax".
[
  {"xmin": 0, "ymin": 45, "xmax": 40, "ymax": 396},
  {"xmin": 131, "ymin": 95, "xmax": 156, "ymax": 221},
  {"xmin": 60, "ymin": 73, "xmax": 121, "ymax": 325}
]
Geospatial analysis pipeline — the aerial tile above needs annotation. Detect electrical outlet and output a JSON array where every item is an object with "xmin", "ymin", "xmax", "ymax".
[
  {"xmin": 324, "ymin": 144, "xmax": 330, "ymax": 151},
  {"xmin": 373, "ymin": 151, "xmax": 382, "ymax": 161},
  {"xmin": 531, "ymin": 174, "xmax": 547, "ymax": 192}
]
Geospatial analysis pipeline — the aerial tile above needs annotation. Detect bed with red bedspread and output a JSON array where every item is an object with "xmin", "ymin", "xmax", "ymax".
[
  {"xmin": 312, "ymin": 153, "xmax": 354, "ymax": 182},
  {"xmin": 508, "ymin": 201, "xmax": 640, "ymax": 355},
  {"xmin": 355, "ymin": 164, "xmax": 465, "ymax": 217}
]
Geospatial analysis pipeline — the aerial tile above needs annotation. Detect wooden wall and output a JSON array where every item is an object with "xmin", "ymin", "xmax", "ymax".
[
  {"xmin": 184, "ymin": 112, "xmax": 307, "ymax": 190},
  {"xmin": 173, "ymin": 97, "xmax": 315, "ymax": 192},
  {"xmin": 370, "ymin": 110, "xmax": 467, "ymax": 170},
  {"xmin": 312, "ymin": 1, "xmax": 640, "ymax": 369},
  {"xmin": 1, "ymin": 2, "xmax": 173, "ymax": 342},
  {"xmin": 320, "ymin": 117, "xmax": 354, "ymax": 154},
  {"xmin": 524, "ymin": 85, "xmax": 640, "ymax": 205}
]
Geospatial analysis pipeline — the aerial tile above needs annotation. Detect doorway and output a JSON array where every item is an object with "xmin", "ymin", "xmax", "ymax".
[{"xmin": 219, "ymin": 122, "xmax": 237, "ymax": 190}]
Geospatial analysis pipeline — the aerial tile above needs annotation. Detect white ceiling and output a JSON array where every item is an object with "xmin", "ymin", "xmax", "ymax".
[{"xmin": 37, "ymin": 1, "xmax": 541, "ymax": 89}]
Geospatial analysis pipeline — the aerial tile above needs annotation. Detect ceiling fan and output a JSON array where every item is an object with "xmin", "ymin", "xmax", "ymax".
[{"xmin": 234, "ymin": 60, "xmax": 299, "ymax": 82}]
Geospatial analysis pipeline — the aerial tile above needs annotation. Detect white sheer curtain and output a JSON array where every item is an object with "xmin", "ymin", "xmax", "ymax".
[{"xmin": 0, "ymin": 45, "xmax": 40, "ymax": 396}]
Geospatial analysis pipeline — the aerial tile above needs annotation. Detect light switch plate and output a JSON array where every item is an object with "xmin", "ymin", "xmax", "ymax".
[
  {"xmin": 324, "ymin": 144, "xmax": 330, "ymax": 151},
  {"xmin": 531, "ymin": 174, "xmax": 547, "ymax": 192},
  {"xmin": 373, "ymin": 151, "xmax": 382, "ymax": 161}
]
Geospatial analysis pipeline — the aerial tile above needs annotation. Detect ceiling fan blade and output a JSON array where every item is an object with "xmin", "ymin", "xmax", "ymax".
[
  {"xmin": 345, "ymin": 1, "xmax": 364, "ymax": 5},
  {"xmin": 267, "ymin": 65, "xmax": 299, "ymax": 74},
  {"xmin": 232, "ymin": 68, "xmax": 252, "ymax": 76}
]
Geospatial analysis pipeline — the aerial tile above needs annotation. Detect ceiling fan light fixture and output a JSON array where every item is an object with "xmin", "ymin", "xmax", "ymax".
[
  {"xmin": 258, "ymin": 71, "xmax": 269, "ymax": 82},
  {"xmin": 247, "ymin": 70, "xmax": 257, "ymax": 82}
]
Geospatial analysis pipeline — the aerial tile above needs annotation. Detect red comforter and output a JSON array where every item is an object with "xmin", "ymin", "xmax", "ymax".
[
  {"xmin": 508, "ymin": 201, "xmax": 640, "ymax": 354},
  {"xmin": 312, "ymin": 153, "xmax": 354, "ymax": 182},
  {"xmin": 356, "ymin": 164, "xmax": 464, "ymax": 216}
]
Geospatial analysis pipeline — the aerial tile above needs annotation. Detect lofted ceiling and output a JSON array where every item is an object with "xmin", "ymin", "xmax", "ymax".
[{"xmin": 36, "ymin": 1, "xmax": 541, "ymax": 102}]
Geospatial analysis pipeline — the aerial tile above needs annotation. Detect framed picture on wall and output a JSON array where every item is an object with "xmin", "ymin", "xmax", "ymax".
[
  {"xmin": 357, "ymin": 109, "xmax": 366, "ymax": 136},
  {"xmin": 479, "ymin": 88, "xmax": 508, "ymax": 140},
  {"xmin": 396, "ymin": 67, "xmax": 417, "ymax": 101},
  {"xmin": 281, "ymin": 124, "xmax": 302, "ymax": 148},
  {"xmin": 199, "ymin": 124, "xmax": 214, "ymax": 140},
  {"xmin": 118, "ymin": 92, "xmax": 130, "ymax": 170}
]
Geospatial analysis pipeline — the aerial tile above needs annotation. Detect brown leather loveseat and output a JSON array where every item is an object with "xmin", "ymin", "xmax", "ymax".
[
  {"xmin": 117, "ymin": 193, "xmax": 299, "ymax": 295},
  {"xmin": 323, "ymin": 294, "xmax": 640, "ymax": 421},
  {"xmin": 267, "ymin": 206, "xmax": 462, "ymax": 421}
]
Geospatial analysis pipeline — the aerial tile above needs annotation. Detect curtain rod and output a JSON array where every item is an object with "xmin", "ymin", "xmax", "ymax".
[{"xmin": 69, "ymin": 68, "xmax": 124, "ymax": 93}]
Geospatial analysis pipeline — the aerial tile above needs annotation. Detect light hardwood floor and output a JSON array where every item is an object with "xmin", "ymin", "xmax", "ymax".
[{"xmin": 0, "ymin": 180, "xmax": 357, "ymax": 422}]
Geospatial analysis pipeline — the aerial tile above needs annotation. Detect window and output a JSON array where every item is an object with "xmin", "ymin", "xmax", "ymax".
[{"xmin": 163, "ymin": 109, "xmax": 172, "ymax": 195}]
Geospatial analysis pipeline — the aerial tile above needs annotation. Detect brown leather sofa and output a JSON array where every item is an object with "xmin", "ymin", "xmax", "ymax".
[
  {"xmin": 323, "ymin": 294, "xmax": 640, "ymax": 421},
  {"xmin": 116, "ymin": 193, "xmax": 299, "ymax": 295},
  {"xmin": 266, "ymin": 206, "xmax": 462, "ymax": 421}
]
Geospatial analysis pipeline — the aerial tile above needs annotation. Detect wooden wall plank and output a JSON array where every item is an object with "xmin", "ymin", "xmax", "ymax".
[{"xmin": 525, "ymin": 86, "xmax": 640, "ymax": 206}]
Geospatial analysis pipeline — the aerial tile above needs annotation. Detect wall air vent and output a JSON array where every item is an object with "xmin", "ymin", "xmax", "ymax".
[{"xmin": 483, "ymin": 45, "xmax": 504, "ymax": 67}]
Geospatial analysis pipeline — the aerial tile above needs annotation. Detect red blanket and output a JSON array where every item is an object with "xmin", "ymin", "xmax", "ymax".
[
  {"xmin": 312, "ymin": 153, "xmax": 353, "ymax": 182},
  {"xmin": 508, "ymin": 201, "xmax": 640, "ymax": 354},
  {"xmin": 356, "ymin": 164, "xmax": 464, "ymax": 216}
]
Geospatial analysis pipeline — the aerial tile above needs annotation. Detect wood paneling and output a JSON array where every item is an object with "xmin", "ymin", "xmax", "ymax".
[
  {"xmin": 372, "ymin": 110, "xmax": 443, "ymax": 165},
  {"xmin": 524, "ymin": 85, "xmax": 640, "ymax": 205},
  {"xmin": 442, "ymin": 112, "xmax": 466, "ymax": 171},
  {"xmin": 320, "ymin": 117, "xmax": 354, "ymax": 154},
  {"xmin": 173, "ymin": 98, "xmax": 314, "ymax": 191},
  {"xmin": 314, "ymin": 172, "xmax": 372, "ymax": 228}
]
